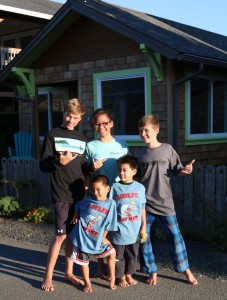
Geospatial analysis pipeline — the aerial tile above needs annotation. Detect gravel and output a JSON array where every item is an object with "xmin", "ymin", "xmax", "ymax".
[{"xmin": 0, "ymin": 217, "xmax": 55, "ymax": 247}]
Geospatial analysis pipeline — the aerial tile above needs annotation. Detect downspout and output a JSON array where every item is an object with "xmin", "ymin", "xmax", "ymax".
[{"xmin": 173, "ymin": 63, "xmax": 204, "ymax": 151}]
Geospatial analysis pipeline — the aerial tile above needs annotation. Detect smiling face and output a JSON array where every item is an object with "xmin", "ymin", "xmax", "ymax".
[
  {"xmin": 139, "ymin": 125, "xmax": 159, "ymax": 146},
  {"xmin": 91, "ymin": 181, "xmax": 110, "ymax": 201},
  {"xmin": 118, "ymin": 163, "xmax": 137, "ymax": 183},
  {"xmin": 93, "ymin": 113, "xmax": 113, "ymax": 140},
  {"xmin": 63, "ymin": 113, "xmax": 82, "ymax": 130}
]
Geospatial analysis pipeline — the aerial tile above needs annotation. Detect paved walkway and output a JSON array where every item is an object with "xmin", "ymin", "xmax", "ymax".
[{"xmin": 0, "ymin": 236, "xmax": 227, "ymax": 300}]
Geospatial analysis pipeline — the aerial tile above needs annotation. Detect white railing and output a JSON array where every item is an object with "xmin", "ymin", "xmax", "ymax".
[{"xmin": 0, "ymin": 47, "xmax": 21, "ymax": 71}]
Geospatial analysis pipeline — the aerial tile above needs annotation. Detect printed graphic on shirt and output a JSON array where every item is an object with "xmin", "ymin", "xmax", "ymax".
[
  {"xmin": 54, "ymin": 137, "xmax": 86, "ymax": 155},
  {"xmin": 116, "ymin": 193, "xmax": 139, "ymax": 223},
  {"xmin": 82, "ymin": 204, "xmax": 109, "ymax": 237}
]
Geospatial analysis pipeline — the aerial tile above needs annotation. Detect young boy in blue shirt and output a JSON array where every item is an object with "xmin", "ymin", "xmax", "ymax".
[
  {"xmin": 69, "ymin": 175, "xmax": 117, "ymax": 293},
  {"xmin": 108, "ymin": 154, "xmax": 146, "ymax": 287}
]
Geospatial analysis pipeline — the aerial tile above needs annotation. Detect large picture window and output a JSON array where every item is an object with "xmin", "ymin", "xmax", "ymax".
[
  {"xmin": 93, "ymin": 68, "xmax": 151, "ymax": 144},
  {"xmin": 186, "ymin": 77, "xmax": 227, "ymax": 144}
]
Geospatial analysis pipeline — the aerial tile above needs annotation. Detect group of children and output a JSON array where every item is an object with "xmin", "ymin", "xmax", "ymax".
[
  {"xmin": 69, "ymin": 154, "xmax": 146, "ymax": 292},
  {"xmin": 69, "ymin": 111, "xmax": 198, "ymax": 293},
  {"xmin": 40, "ymin": 100, "xmax": 198, "ymax": 293}
]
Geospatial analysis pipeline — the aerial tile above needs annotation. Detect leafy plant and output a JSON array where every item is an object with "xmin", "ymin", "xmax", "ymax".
[
  {"xmin": 0, "ymin": 196, "xmax": 20, "ymax": 216},
  {"xmin": 1, "ymin": 178, "xmax": 34, "ymax": 199},
  {"xmin": 23, "ymin": 206, "xmax": 53, "ymax": 224}
]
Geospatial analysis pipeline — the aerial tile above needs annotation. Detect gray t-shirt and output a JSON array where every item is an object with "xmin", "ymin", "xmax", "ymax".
[{"xmin": 136, "ymin": 143, "xmax": 183, "ymax": 216}]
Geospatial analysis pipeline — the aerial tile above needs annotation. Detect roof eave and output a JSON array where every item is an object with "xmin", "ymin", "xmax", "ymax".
[{"xmin": 177, "ymin": 54, "xmax": 227, "ymax": 68}]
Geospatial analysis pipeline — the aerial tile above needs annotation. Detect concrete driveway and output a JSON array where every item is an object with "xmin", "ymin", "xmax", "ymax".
[{"xmin": 0, "ymin": 236, "xmax": 227, "ymax": 300}]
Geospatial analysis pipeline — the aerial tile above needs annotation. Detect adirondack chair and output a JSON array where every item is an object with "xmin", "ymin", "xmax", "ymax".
[{"xmin": 8, "ymin": 131, "xmax": 33, "ymax": 159}]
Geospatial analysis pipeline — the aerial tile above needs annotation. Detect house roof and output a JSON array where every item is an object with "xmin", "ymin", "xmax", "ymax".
[
  {"xmin": 0, "ymin": 0, "xmax": 62, "ymax": 18},
  {"xmin": 1, "ymin": 0, "xmax": 227, "ymax": 82}
]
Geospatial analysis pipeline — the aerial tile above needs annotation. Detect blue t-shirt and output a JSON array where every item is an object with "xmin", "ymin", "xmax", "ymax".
[
  {"xmin": 69, "ymin": 197, "xmax": 117, "ymax": 254},
  {"xmin": 85, "ymin": 137, "xmax": 128, "ymax": 185},
  {"xmin": 108, "ymin": 181, "xmax": 146, "ymax": 245}
]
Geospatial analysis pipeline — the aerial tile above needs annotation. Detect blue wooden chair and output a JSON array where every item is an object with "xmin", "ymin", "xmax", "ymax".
[{"xmin": 8, "ymin": 131, "xmax": 33, "ymax": 159}]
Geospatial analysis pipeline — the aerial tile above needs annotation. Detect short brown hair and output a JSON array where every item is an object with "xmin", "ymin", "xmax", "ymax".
[
  {"xmin": 138, "ymin": 114, "xmax": 159, "ymax": 129},
  {"xmin": 64, "ymin": 98, "xmax": 85, "ymax": 116},
  {"xmin": 91, "ymin": 175, "xmax": 110, "ymax": 187}
]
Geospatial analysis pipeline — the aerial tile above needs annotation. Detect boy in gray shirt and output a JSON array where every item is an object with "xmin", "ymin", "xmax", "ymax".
[{"xmin": 136, "ymin": 114, "xmax": 198, "ymax": 286}]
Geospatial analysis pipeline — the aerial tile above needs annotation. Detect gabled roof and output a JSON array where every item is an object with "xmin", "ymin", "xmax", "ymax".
[{"xmin": 1, "ymin": 0, "xmax": 227, "ymax": 81}]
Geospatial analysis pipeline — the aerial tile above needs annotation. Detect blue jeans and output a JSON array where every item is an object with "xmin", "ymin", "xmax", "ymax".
[{"xmin": 140, "ymin": 213, "xmax": 189, "ymax": 274}]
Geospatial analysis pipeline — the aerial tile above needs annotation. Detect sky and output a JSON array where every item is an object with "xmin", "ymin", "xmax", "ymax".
[{"xmin": 53, "ymin": 0, "xmax": 227, "ymax": 36}]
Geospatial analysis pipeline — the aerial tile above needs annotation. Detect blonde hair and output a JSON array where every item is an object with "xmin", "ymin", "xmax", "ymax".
[
  {"xmin": 138, "ymin": 114, "xmax": 160, "ymax": 129},
  {"xmin": 64, "ymin": 98, "xmax": 85, "ymax": 116}
]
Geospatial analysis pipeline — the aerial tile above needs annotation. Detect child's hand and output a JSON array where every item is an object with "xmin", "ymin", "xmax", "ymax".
[
  {"xmin": 140, "ymin": 226, "xmax": 146, "ymax": 235},
  {"xmin": 59, "ymin": 151, "xmax": 77, "ymax": 165},
  {"xmin": 92, "ymin": 158, "xmax": 106, "ymax": 171},
  {"xmin": 139, "ymin": 231, "xmax": 148, "ymax": 244},
  {"xmin": 71, "ymin": 217, "xmax": 79, "ymax": 224},
  {"xmin": 180, "ymin": 159, "xmax": 195, "ymax": 175}
]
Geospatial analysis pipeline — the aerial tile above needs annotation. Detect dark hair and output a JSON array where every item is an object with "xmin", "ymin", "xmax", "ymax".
[
  {"xmin": 91, "ymin": 174, "xmax": 110, "ymax": 187},
  {"xmin": 92, "ymin": 108, "xmax": 113, "ymax": 123},
  {"xmin": 118, "ymin": 154, "xmax": 138, "ymax": 170}
]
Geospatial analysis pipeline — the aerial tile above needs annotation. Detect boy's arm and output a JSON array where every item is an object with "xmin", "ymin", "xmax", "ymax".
[
  {"xmin": 140, "ymin": 207, "xmax": 146, "ymax": 234},
  {"xmin": 40, "ymin": 135, "xmax": 77, "ymax": 172},
  {"xmin": 102, "ymin": 230, "xmax": 110, "ymax": 245},
  {"xmin": 71, "ymin": 209, "xmax": 79, "ymax": 224},
  {"xmin": 179, "ymin": 159, "xmax": 195, "ymax": 176}
]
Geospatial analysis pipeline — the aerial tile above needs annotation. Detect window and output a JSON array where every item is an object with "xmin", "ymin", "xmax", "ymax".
[
  {"xmin": 93, "ymin": 68, "xmax": 151, "ymax": 144},
  {"xmin": 3, "ymin": 39, "xmax": 15, "ymax": 48},
  {"xmin": 38, "ymin": 88, "xmax": 68, "ymax": 138},
  {"xmin": 186, "ymin": 77, "xmax": 227, "ymax": 144}
]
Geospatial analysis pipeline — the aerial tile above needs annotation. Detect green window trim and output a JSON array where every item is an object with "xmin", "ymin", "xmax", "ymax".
[
  {"xmin": 185, "ymin": 80, "xmax": 227, "ymax": 145},
  {"xmin": 93, "ymin": 67, "xmax": 152, "ymax": 143}
]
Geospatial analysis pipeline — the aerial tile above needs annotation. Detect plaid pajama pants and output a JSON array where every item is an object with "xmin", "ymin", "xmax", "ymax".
[{"xmin": 140, "ymin": 213, "xmax": 189, "ymax": 274}]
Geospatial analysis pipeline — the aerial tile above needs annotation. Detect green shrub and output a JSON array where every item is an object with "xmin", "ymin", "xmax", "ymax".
[{"xmin": 0, "ymin": 196, "xmax": 20, "ymax": 216}]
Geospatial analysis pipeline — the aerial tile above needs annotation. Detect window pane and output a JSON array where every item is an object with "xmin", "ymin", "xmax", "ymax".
[
  {"xmin": 101, "ymin": 77, "xmax": 145, "ymax": 135},
  {"xmin": 38, "ymin": 94, "xmax": 48, "ymax": 136},
  {"xmin": 213, "ymin": 81, "xmax": 227, "ymax": 133},
  {"xmin": 38, "ymin": 91, "xmax": 65, "ymax": 136},
  {"xmin": 3, "ymin": 39, "xmax": 15, "ymax": 47},
  {"xmin": 51, "ymin": 91, "xmax": 65, "ymax": 129},
  {"xmin": 190, "ymin": 78, "xmax": 209, "ymax": 134}
]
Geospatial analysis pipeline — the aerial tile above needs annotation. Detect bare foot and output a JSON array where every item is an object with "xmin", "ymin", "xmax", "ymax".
[
  {"xmin": 184, "ymin": 269, "xmax": 198, "ymax": 285},
  {"xmin": 146, "ymin": 273, "xmax": 157, "ymax": 285},
  {"xmin": 118, "ymin": 276, "xmax": 130, "ymax": 287},
  {"xmin": 109, "ymin": 277, "xmax": 117, "ymax": 290},
  {"xmin": 64, "ymin": 274, "xmax": 84, "ymax": 286},
  {"xmin": 41, "ymin": 277, "xmax": 54, "ymax": 292},
  {"xmin": 83, "ymin": 283, "xmax": 93, "ymax": 293},
  {"xmin": 94, "ymin": 270, "xmax": 107, "ymax": 279},
  {"xmin": 125, "ymin": 274, "xmax": 137, "ymax": 286}
]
